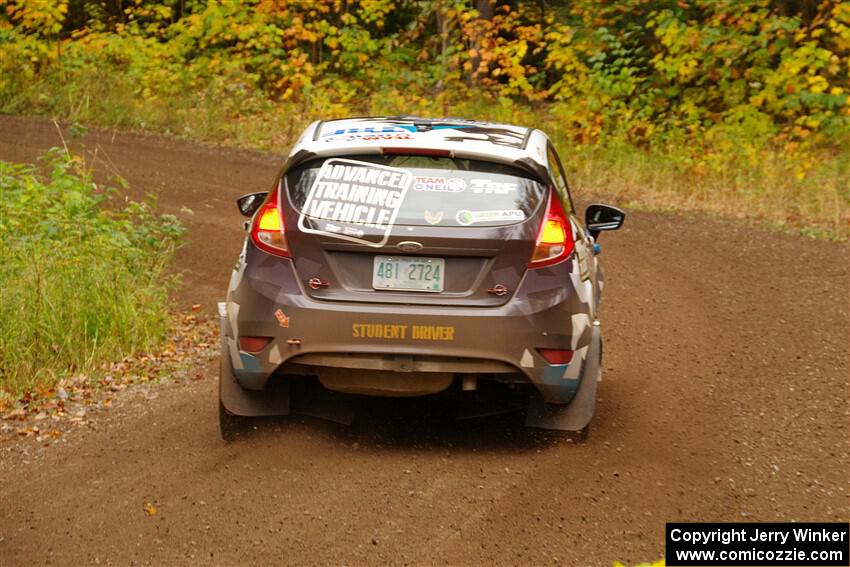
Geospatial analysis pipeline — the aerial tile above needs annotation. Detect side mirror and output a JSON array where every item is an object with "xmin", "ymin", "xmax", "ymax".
[
  {"xmin": 585, "ymin": 204, "xmax": 625, "ymax": 239},
  {"xmin": 236, "ymin": 192, "xmax": 268, "ymax": 218}
]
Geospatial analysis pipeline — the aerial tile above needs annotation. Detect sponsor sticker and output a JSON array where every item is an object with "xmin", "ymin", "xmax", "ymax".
[
  {"xmin": 455, "ymin": 209, "xmax": 525, "ymax": 226},
  {"xmin": 327, "ymin": 133, "xmax": 413, "ymax": 143},
  {"xmin": 424, "ymin": 210, "xmax": 444, "ymax": 225},
  {"xmin": 274, "ymin": 309, "xmax": 290, "ymax": 328},
  {"xmin": 322, "ymin": 126, "xmax": 416, "ymax": 143},
  {"xmin": 321, "ymin": 125, "xmax": 415, "ymax": 138},
  {"xmin": 413, "ymin": 176, "xmax": 466, "ymax": 193},
  {"xmin": 470, "ymin": 179, "xmax": 518, "ymax": 195},
  {"xmin": 298, "ymin": 158, "xmax": 413, "ymax": 247}
]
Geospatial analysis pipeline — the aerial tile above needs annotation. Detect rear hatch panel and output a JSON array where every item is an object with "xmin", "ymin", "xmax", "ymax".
[{"xmin": 282, "ymin": 155, "xmax": 548, "ymax": 307}]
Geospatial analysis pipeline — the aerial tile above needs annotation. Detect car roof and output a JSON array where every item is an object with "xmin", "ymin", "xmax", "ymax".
[{"xmin": 284, "ymin": 116, "xmax": 552, "ymax": 181}]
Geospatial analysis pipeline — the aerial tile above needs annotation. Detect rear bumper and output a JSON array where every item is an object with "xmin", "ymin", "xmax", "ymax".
[{"xmin": 222, "ymin": 248, "xmax": 598, "ymax": 404}]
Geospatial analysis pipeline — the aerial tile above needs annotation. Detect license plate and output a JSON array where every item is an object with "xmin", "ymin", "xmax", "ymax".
[{"xmin": 372, "ymin": 256, "xmax": 445, "ymax": 292}]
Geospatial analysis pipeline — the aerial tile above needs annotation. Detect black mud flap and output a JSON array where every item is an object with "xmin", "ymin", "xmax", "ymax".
[
  {"xmin": 219, "ymin": 351, "xmax": 291, "ymax": 417},
  {"xmin": 525, "ymin": 326, "xmax": 601, "ymax": 431},
  {"xmin": 219, "ymin": 306, "xmax": 290, "ymax": 417}
]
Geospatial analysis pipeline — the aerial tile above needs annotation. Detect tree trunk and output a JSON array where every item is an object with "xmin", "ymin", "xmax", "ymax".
[
  {"xmin": 435, "ymin": 1, "xmax": 448, "ymax": 90},
  {"xmin": 468, "ymin": 0, "xmax": 495, "ymax": 86}
]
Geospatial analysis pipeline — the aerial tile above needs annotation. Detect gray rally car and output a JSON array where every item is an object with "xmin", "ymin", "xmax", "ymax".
[{"xmin": 218, "ymin": 116, "xmax": 624, "ymax": 440}]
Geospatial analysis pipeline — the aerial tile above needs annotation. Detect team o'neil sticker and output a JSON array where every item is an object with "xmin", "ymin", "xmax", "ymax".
[
  {"xmin": 298, "ymin": 158, "xmax": 413, "ymax": 247},
  {"xmin": 413, "ymin": 176, "xmax": 466, "ymax": 193}
]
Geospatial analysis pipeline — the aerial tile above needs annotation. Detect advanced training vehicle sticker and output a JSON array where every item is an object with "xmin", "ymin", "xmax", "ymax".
[{"xmin": 297, "ymin": 158, "xmax": 413, "ymax": 247}]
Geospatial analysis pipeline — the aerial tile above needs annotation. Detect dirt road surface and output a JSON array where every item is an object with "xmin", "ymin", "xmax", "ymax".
[{"xmin": 1, "ymin": 116, "xmax": 848, "ymax": 566}]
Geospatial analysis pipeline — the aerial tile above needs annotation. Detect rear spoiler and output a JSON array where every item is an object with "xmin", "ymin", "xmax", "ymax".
[{"xmin": 281, "ymin": 148, "xmax": 550, "ymax": 186}]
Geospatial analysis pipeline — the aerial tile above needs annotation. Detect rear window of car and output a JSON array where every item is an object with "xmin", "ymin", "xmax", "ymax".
[{"xmin": 284, "ymin": 154, "xmax": 545, "ymax": 228}]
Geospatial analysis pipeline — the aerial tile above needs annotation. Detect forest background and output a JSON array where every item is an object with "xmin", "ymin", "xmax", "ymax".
[{"xmin": 1, "ymin": 0, "xmax": 848, "ymax": 239}]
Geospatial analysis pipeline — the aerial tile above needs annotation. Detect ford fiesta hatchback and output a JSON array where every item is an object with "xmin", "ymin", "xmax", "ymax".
[{"xmin": 218, "ymin": 116, "xmax": 624, "ymax": 440}]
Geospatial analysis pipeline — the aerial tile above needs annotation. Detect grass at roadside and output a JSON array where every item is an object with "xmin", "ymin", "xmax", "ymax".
[
  {"xmin": 0, "ymin": 313, "xmax": 217, "ymax": 440},
  {"xmin": 561, "ymin": 139, "xmax": 849, "ymax": 241},
  {"xmin": 0, "ymin": 148, "xmax": 185, "ymax": 395}
]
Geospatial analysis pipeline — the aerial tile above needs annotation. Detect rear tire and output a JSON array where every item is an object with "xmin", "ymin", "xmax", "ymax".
[{"xmin": 219, "ymin": 400, "xmax": 250, "ymax": 442}]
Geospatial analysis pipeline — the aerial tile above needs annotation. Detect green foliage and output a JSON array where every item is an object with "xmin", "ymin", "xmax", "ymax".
[
  {"xmin": 0, "ymin": 0, "xmax": 847, "ymax": 238},
  {"xmin": 3, "ymin": 0, "xmax": 68, "ymax": 35},
  {"xmin": 0, "ymin": 149, "xmax": 185, "ymax": 393},
  {"xmin": 545, "ymin": 0, "xmax": 849, "ymax": 147}
]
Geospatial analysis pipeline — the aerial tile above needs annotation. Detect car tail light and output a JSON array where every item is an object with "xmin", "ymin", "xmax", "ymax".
[
  {"xmin": 251, "ymin": 185, "xmax": 291, "ymax": 257},
  {"xmin": 238, "ymin": 336, "xmax": 273, "ymax": 353},
  {"xmin": 528, "ymin": 191, "xmax": 575, "ymax": 268},
  {"xmin": 536, "ymin": 348, "xmax": 574, "ymax": 364}
]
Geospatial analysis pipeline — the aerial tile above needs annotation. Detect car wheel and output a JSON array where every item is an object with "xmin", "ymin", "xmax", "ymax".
[{"xmin": 219, "ymin": 400, "xmax": 250, "ymax": 442}]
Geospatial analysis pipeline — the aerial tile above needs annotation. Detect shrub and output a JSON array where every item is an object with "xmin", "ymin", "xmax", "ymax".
[{"xmin": 0, "ymin": 148, "xmax": 185, "ymax": 393}]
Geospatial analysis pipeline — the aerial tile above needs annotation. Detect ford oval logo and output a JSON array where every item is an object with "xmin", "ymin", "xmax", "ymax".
[{"xmin": 397, "ymin": 241, "xmax": 423, "ymax": 252}]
